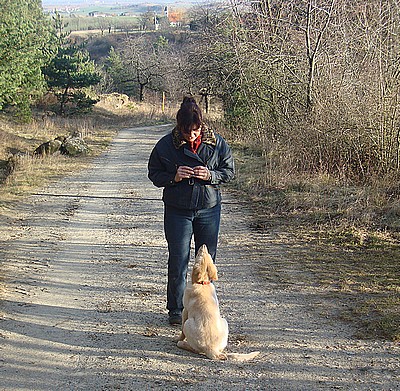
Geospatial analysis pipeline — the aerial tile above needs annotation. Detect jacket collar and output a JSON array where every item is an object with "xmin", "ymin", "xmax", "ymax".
[{"xmin": 172, "ymin": 124, "xmax": 217, "ymax": 150}]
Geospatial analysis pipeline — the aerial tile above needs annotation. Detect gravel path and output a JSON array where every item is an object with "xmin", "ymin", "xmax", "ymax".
[{"xmin": 0, "ymin": 125, "xmax": 399, "ymax": 390}]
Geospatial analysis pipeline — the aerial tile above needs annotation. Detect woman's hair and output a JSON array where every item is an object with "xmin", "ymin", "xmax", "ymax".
[{"xmin": 176, "ymin": 96, "xmax": 203, "ymax": 134}]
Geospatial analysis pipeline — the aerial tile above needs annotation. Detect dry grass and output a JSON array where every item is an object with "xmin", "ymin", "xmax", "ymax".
[
  {"xmin": 231, "ymin": 141, "xmax": 400, "ymax": 235},
  {"xmin": 0, "ymin": 97, "xmax": 173, "ymax": 210},
  {"xmin": 298, "ymin": 237, "xmax": 399, "ymax": 341},
  {"xmin": 228, "ymin": 141, "xmax": 400, "ymax": 342}
]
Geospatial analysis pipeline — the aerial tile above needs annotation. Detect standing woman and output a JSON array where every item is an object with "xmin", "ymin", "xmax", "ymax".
[{"xmin": 148, "ymin": 96, "xmax": 235, "ymax": 325}]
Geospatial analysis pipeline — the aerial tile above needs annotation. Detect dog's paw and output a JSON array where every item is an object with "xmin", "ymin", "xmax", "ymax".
[
  {"xmin": 173, "ymin": 333, "xmax": 184, "ymax": 342},
  {"xmin": 206, "ymin": 351, "xmax": 227, "ymax": 360}
]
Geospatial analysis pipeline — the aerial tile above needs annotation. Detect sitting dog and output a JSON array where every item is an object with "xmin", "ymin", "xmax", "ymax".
[{"xmin": 176, "ymin": 244, "xmax": 260, "ymax": 361}]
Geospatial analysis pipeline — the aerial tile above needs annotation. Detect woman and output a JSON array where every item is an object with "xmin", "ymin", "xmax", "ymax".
[{"xmin": 148, "ymin": 96, "xmax": 235, "ymax": 325}]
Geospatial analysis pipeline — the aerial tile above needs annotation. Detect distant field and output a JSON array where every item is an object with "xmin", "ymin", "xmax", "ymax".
[
  {"xmin": 43, "ymin": 2, "xmax": 184, "ymax": 32},
  {"xmin": 64, "ymin": 16, "xmax": 141, "ymax": 33},
  {"xmin": 43, "ymin": 5, "xmax": 161, "ymax": 33},
  {"xmin": 43, "ymin": 2, "xmax": 186, "ymax": 17},
  {"xmin": 72, "ymin": 3, "xmax": 164, "ymax": 16}
]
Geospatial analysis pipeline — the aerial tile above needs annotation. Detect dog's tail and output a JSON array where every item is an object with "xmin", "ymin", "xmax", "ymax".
[{"xmin": 226, "ymin": 351, "xmax": 260, "ymax": 362}]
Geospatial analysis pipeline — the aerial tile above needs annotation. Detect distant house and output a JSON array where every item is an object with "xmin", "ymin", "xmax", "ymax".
[
  {"xmin": 168, "ymin": 9, "xmax": 183, "ymax": 27},
  {"xmin": 88, "ymin": 11, "xmax": 109, "ymax": 17}
]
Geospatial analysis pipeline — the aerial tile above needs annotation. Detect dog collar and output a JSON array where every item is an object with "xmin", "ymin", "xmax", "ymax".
[{"xmin": 196, "ymin": 281, "xmax": 211, "ymax": 285}]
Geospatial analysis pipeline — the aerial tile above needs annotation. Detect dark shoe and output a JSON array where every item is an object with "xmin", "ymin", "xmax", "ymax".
[{"xmin": 168, "ymin": 314, "xmax": 182, "ymax": 325}]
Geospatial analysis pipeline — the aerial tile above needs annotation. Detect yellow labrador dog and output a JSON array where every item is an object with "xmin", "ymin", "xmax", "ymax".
[{"xmin": 176, "ymin": 245, "xmax": 260, "ymax": 361}]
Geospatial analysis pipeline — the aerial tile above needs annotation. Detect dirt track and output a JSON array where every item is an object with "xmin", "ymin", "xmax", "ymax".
[{"xmin": 0, "ymin": 125, "xmax": 399, "ymax": 390}]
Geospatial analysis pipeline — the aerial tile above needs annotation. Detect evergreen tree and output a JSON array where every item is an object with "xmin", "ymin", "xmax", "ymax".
[
  {"xmin": 42, "ymin": 14, "xmax": 101, "ymax": 115},
  {"xmin": 0, "ymin": 0, "xmax": 53, "ymax": 117},
  {"xmin": 105, "ymin": 47, "xmax": 130, "ymax": 94},
  {"xmin": 43, "ymin": 45, "xmax": 101, "ymax": 115}
]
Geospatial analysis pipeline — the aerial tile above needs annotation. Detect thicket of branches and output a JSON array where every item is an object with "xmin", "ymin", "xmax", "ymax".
[
  {"xmin": 104, "ymin": 0, "xmax": 400, "ymax": 186},
  {"xmin": 188, "ymin": 0, "xmax": 400, "ymax": 184}
]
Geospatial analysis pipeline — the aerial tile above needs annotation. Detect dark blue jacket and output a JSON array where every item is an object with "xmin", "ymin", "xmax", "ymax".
[{"xmin": 148, "ymin": 126, "xmax": 235, "ymax": 210}]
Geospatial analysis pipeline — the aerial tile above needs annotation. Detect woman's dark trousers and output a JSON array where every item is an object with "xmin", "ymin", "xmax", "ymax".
[{"xmin": 164, "ymin": 203, "xmax": 221, "ymax": 316}]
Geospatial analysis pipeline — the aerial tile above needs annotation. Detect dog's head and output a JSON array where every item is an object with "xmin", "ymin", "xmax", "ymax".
[{"xmin": 192, "ymin": 244, "xmax": 218, "ymax": 284}]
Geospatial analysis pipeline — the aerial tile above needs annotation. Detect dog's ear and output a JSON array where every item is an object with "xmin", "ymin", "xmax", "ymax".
[
  {"xmin": 207, "ymin": 260, "xmax": 218, "ymax": 281},
  {"xmin": 191, "ymin": 263, "xmax": 203, "ymax": 284},
  {"xmin": 196, "ymin": 244, "xmax": 207, "ymax": 258}
]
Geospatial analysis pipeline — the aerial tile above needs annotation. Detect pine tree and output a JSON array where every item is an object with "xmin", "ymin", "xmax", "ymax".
[
  {"xmin": 42, "ymin": 13, "xmax": 101, "ymax": 115},
  {"xmin": 0, "ymin": 0, "xmax": 53, "ymax": 117}
]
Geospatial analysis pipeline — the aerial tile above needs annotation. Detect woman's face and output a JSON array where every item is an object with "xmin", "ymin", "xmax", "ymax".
[{"xmin": 182, "ymin": 125, "xmax": 201, "ymax": 142}]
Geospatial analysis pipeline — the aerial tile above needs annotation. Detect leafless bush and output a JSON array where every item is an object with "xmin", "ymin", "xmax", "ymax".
[{"xmin": 201, "ymin": 0, "xmax": 400, "ymax": 185}]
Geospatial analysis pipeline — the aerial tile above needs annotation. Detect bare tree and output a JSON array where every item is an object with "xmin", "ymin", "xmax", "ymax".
[
  {"xmin": 303, "ymin": 0, "xmax": 336, "ymax": 110},
  {"xmin": 118, "ymin": 35, "xmax": 163, "ymax": 101}
]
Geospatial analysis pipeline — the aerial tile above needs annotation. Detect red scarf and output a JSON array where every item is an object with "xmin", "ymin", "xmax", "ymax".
[{"xmin": 188, "ymin": 135, "xmax": 202, "ymax": 153}]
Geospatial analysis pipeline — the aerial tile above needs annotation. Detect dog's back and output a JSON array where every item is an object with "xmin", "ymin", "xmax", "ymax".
[
  {"xmin": 182, "ymin": 282, "xmax": 228, "ymax": 359},
  {"xmin": 176, "ymin": 245, "xmax": 259, "ymax": 361}
]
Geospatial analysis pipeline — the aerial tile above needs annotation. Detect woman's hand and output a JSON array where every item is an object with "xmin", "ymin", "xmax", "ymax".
[
  {"xmin": 174, "ymin": 166, "xmax": 211, "ymax": 182},
  {"xmin": 174, "ymin": 166, "xmax": 195, "ymax": 182},
  {"xmin": 193, "ymin": 166, "xmax": 211, "ymax": 181}
]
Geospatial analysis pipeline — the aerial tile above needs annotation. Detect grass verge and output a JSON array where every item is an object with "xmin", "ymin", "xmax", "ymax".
[
  {"xmin": 0, "ymin": 98, "xmax": 173, "ymax": 211},
  {"xmin": 229, "ymin": 142, "xmax": 400, "ymax": 342}
]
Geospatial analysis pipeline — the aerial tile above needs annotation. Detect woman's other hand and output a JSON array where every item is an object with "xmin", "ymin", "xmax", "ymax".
[
  {"xmin": 193, "ymin": 166, "xmax": 211, "ymax": 181},
  {"xmin": 174, "ymin": 166, "xmax": 195, "ymax": 182}
]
